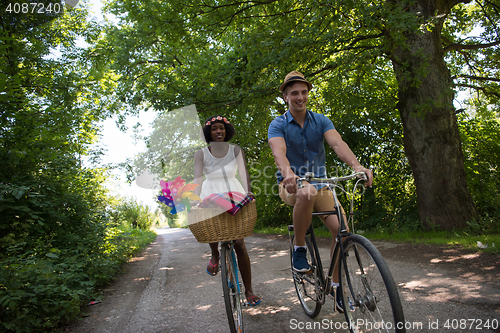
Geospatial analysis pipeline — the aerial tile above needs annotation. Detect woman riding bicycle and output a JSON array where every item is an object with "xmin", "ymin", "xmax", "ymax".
[{"xmin": 193, "ymin": 115, "xmax": 261, "ymax": 306}]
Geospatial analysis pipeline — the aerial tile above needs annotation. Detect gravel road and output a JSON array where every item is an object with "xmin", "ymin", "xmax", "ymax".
[{"xmin": 64, "ymin": 228, "xmax": 500, "ymax": 333}]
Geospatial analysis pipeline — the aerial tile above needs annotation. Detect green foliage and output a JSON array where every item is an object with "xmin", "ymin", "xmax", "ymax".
[
  {"xmin": 111, "ymin": 198, "xmax": 157, "ymax": 230},
  {"xmin": 0, "ymin": 225, "xmax": 156, "ymax": 332},
  {"xmin": 0, "ymin": 0, "xmax": 118, "ymax": 253},
  {"xmin": 465, "ymin": 214, "xmax": 500, "ymax": 235},
  {"xmin": 134, "ymin": 105, "xmax": 205, "ymax": 182},
  {"xmin": 98, "ymin": 0, "xmax": 498, "ymax": 232},
  {"xmin": 445, "ymin": 2, "xmax": 500, "ymax": 111},
  {"xmin": 459, "ymin": 114, "xmax": 500, "ymax": 219},
  {"xmin": 157, "ymin": 199, "xmax": 183, "ymax": 228},
  {"xmin": 0, "ymin": 2, "xmax": 158, "ymax": 332}
]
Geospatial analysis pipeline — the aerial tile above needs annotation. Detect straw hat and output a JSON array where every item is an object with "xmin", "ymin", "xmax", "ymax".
[{"xmin": 279, "ymin": 71, "xmax": 312, "ymax": 92}]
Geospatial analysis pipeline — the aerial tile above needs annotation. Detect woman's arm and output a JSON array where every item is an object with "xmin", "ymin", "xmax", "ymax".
[
  {"xmin": 235, "ymin": 145, "xmax": 253, "ymax": 198},
  {"xmin": 193, "ymin": 149, "xmax": 204, "ymax": 196}
]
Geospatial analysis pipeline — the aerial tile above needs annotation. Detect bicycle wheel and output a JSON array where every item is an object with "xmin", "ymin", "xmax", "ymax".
[
  {"xmin": 339, "ymin": 235, "xmax": 405, "ymax": 333},
  {"xmin": 290, "ymin": 234, "xmax": 322, "ymax": 318},
  {"xmin": 220, "ymin": 243, "xmax": 244, "ymax": 333}
]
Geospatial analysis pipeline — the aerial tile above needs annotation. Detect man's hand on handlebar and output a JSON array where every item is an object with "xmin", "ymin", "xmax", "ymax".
[
  {"xmin": 284, "ymin": 167, "xmax": 373, "ymax": 193},
  {"xmin": 282, "ymin": 174, "xmax": 299, "ymax": 194},
  {"xmin": 354, "ymin": 166, "xmax": 373, "ymax": 187}
]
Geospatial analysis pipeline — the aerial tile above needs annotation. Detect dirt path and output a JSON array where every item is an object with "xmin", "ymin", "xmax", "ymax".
[{"xmin": 64, "ymin": 228, "xmax": 500, "ymax": 333}]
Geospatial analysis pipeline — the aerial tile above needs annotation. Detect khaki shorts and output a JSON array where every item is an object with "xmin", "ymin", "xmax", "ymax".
[{"xmin": 278, "ymin": 182, "xmax": 345, "ymax": 220}]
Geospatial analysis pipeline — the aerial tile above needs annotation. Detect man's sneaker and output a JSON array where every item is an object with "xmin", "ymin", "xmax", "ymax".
[
  {"xmin": 292, "ymin": 247, "xmax": 310, "ymax": 272},
  {"xmin": 329, "ymin": 286, "xmax": 354, "ymax": 314}
]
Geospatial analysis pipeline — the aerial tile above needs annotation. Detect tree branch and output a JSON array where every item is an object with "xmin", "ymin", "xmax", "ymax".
[
  {"xmin": 457, "ymin": 83, "xmax": 500, "ymax": 98},
  {"xmin": 133, "ymin": 60, "xmax": 165, "ymax": 66},
  {"xmin": 192, "ymin": 0, "xmax": 302, "ymax": 36},
  {"xmin": 443, "ymin": 39, "xmax": 500, "ymax": 53},
  {"xmin": 444, "ymin": 0, "xmax": 473, "ymax": 9},
  {"xmin": 484, "ymin": 0, "xmax": 500, "ymax": 12},
  {"xmin": 457, "ymin": 75, "xmax": 500, "ymax": 83}
]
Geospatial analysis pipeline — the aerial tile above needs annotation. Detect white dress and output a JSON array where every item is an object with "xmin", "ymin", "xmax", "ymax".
[{"xmin": 199, "ymin": 144, "xmax": 245, "ymax": 200}]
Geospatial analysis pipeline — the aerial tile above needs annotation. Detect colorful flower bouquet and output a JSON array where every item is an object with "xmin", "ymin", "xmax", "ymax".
[{"xmin": 157, "ymin": 177, "xmax": 202, "ymax": 214}]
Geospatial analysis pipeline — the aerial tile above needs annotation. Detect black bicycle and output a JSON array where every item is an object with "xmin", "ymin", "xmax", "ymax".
[
  {"xmin": 220, "ymin": 240, "xmax": 244, "ymax": 333},
  {"xmin": 288, "ymin": 172, "xmax": 405, "ymax": 333}
]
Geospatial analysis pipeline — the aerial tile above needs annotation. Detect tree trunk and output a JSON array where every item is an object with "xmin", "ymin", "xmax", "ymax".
[{"xmin": 390, "ymin": 0, "xmax": 478, "ymax": 230}]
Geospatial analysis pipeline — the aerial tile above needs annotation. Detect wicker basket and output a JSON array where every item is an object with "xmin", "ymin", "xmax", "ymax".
[{"xmin": 188, "ymin": 200, "xmax": 257, "ymax": 243}]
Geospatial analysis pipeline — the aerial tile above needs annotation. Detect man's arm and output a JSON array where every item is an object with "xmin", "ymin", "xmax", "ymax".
[
  {"xmin": 324, "ymin": 129, "xmax": 373, "ymax": 186},
  {"xmin": 268, "ymin": 137, "xmax": 299, "ymax": 194}
]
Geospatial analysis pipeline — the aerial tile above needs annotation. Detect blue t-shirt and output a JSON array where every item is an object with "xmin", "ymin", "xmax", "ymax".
[{"xmin": 267, "ymin": 110, "xmax": 335, "ymax": 184}]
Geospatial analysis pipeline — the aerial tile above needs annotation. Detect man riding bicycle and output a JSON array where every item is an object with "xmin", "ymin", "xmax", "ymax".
[{"xmin": 267, "ymin": 71, "xmax": 373, "ymax": 312}]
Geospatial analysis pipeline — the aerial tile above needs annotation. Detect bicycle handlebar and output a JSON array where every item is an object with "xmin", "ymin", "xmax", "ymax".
[{"xmin": 295, "ymin": 172, "xmax": 367, "ymax": 189}]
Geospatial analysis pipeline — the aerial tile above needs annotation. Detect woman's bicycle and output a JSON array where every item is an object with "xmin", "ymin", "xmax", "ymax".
[
  {"xmin": 220, "ymin": 240, "xmax": 244, "ymax": 333},
  {"xmin": 288, "ymin": 172, "xmax": 405, "ymax": 333},
  {"xmin": 188, "ymin": 200, "xmax": 257, "ymax": 333}
]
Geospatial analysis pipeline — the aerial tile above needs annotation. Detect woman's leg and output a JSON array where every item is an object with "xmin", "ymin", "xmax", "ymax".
[
  {"xmin": 233, "ymin": 238, "xmax": 260, "ymax": 305},
  {"xmin": 206, "ymin": 242, "xmax": 219, "ymax": 276}
]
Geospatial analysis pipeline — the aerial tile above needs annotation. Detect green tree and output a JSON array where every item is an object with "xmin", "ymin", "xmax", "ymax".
[
  {"xmin": 0, "ymin": 3, "xmax": 169, "ymax": 331},
  {"xmin": 0, "ymin": 1, "xmax": 118, "ymax": 250},
  {"xmin": 113, "ymin": 198, "xmax": 155, "ymax": 230},
  {"xmin": 459, "ymin": 114, "xmax": 500, "ymax": 218},
  {"xmin": 98, "ymin": 0, "xmax": 499, "ymax": 230},
  {"xmin": 134, "ymin": 105, "xmax": 205, "ymax": 182}
]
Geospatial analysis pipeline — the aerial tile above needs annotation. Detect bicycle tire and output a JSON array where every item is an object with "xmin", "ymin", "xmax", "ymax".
[
  {"xmin": 221, "ymin": 243, "xmax": 244, "ymax": 333},
  {"xmin": 290, "ymin": 234, "xmax": 322, "ymax": 318},
  {"xmin": 339, "ymin": 234, "xmax": 405, "ymax": 333}
]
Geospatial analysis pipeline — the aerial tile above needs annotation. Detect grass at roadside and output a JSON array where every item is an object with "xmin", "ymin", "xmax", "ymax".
[
  {"xmin": 361, "ymin": 230, "xmax": 499, "ymax": 253},
  {"xmin": 254, "ymin": 225, "xmax": 500, "ymax": 254},
  {"xmin": 0, "ymin": 225, "xmax": 157, "ymax": 332},
  {"xmin": 106, "ymin": 225, "xmax": 158, "ymax": 258}
]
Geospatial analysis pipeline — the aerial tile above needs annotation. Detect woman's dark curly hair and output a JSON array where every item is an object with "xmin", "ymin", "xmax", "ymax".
[{"xmin": 202, "ymin": 115, "xmax": 236, "ymax": 143}]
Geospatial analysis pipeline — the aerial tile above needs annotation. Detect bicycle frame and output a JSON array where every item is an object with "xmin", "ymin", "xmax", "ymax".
[{"xmin": 222, "ymin": 241, "xmax": 242, "ymax": 296}]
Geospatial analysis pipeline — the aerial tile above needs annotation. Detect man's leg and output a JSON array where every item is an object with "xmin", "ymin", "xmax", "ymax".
[
  {"xmin": 292, "ymin": 184, "xmax": 317, "ymax": 246},
  {"xmin": 323, "ymin": 214, "xmax": 340, "ymax": 259},
  {"xmin": 314, "ymin": 187, "xmax": 351, "ymax": 312},
  {"xmin": 279, "ymin": 183, "xmax": 317, "ymax": 246},
  {"xmin": 313, "ymin": 187, "xmax": 347, "ymax": 283},
  {"xmin": 319, "ymin": 213, "xmax": 347, "ymax": 284},
  {"xmin": 280, "ymin": 182, "xmax": 317, "ymax": 272}
]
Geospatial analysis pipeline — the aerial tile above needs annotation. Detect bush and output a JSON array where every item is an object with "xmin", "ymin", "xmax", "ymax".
[
  {"xmin": 111, "ymin": 198, "xmax": 158, "ymax": 230},
  {"xmin": 0, "ymin": 225, "xmax": 156, "ymax": 332}
]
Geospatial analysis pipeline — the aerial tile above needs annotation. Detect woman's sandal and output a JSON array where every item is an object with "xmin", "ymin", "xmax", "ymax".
[
  {"xmin": 206, "ymin": 258, "xmax": 219, "ymax": 276},
  {"xmin": 246, "ymin": 295, "xmax": 261, "ymax": 306}
]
